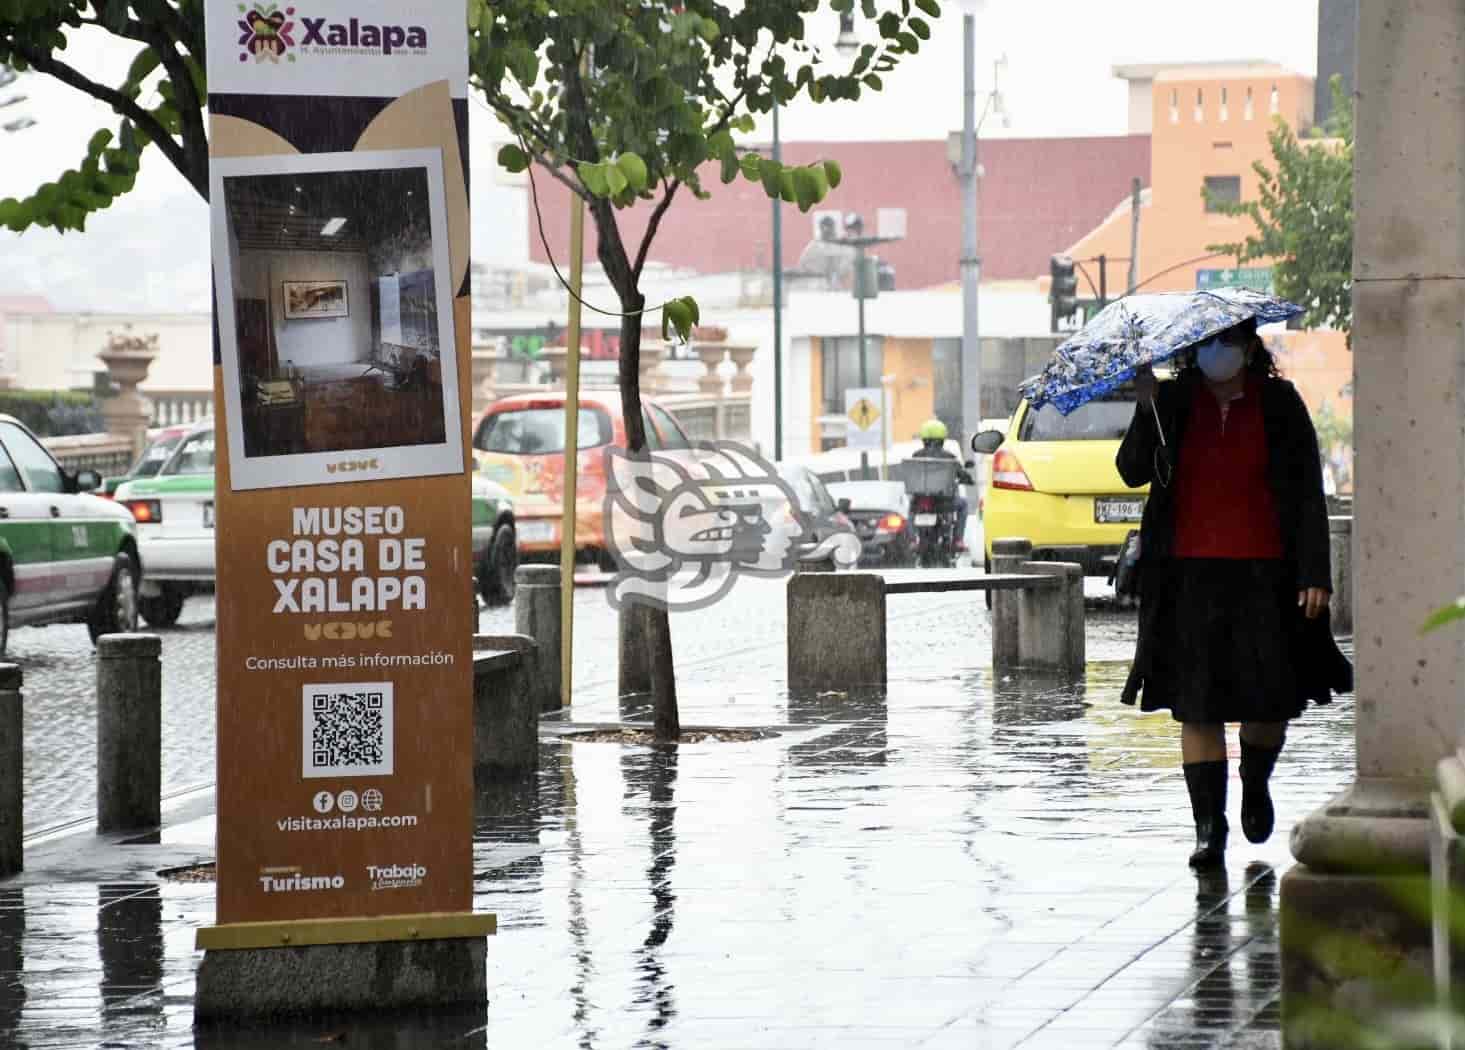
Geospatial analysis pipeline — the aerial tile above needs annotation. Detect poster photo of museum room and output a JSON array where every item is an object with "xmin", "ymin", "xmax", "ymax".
[{"xmin": 212, "ymin": 147, "xmax": 463, "ymax": 490}]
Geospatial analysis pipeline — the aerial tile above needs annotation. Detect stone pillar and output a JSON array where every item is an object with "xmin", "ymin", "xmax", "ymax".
[
  {"xmin": 1328, "ymin": 516, "xmax": 1353, "ymax": 637},
  {"xmin": 638, "ymin": 343, "xmax": 665, "ymax": 393},
  {"xmin": 0, "ymin": 665, "xmax": 20, "ymax": 878},
  {"xmin": 990, "ymin": 537, "xmax": 1032, "ymax": 674},
  {"xmin": 1281, "ymin": 3, "xmax": 1465, "ymax": 1043},
  {"xmin": 96, "ymin": 331, "xmax": 159, "ymax": 462},
  {"xmin": 512, "ymin": 566, "xmax": 562, "ymax": 712},
  {"xmin": 471, "ymin": 635, "xmax": 539, "ymax": 781},
  {"xmin": 786, "ymin": 573, "xmax": 886, "ymax": 693},
  {"xmin": 725, "ymin": 346, "xmax": 756, "ymax": 395},
  {"xmin": 1015, "ymin": 561, "xmax": 1084, "ymax": 676},
  {"xmin": 695, "ymin": 344, "xmax": 728, "ymax": 396},
  {"xmin": 96, "ymin": 634, "xmax": 162, "ymax": 832}
]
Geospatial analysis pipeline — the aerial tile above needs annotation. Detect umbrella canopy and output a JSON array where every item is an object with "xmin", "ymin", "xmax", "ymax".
[{"xmin": 1019, "ymin": 288, "xmax": 1304, "ymax": 415}]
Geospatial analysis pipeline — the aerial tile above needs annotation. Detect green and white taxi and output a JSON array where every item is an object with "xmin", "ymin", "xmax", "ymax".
[
  {"xmin": 113, "ymin": 422, "xmax": 218, "ymax": 627},
  {"xmin": 0, "ymin": 414, "xmax": 141, "ymax": 653},
  {"xmin": 114, "ymin": 420, "xmax": 520, "ymax": 626}
]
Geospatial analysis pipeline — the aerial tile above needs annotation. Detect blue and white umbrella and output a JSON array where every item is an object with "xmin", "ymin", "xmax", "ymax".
[{"xmin": 1018, "ymin": 288, "xmax": 1304, "ymax": 418}]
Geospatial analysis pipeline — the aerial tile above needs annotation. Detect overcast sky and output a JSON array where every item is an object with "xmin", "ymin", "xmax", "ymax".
[{"xmin": 0, "ymin": 0, "xmax": 1319, "ymax": 313}]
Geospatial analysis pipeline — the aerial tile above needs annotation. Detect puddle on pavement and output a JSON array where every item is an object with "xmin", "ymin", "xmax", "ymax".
[{"xmin": 0, "ymin": 633, "xmax": 1355, "ymax": 1049}]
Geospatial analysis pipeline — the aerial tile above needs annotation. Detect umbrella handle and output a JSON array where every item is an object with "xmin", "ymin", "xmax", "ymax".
[{"xmin": 1149, "ymin": 399, "xmax": 1167, "ymax": 447}]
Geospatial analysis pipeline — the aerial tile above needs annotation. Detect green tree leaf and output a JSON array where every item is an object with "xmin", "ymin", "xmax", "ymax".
[
  {"xmin": 579, "ymin": 161, "xmax": 610, "ymax": 197},
  {"xmin": 498, "ymin": 143, "xmax": 529, "ymax": 173},
  {"xmin": 617, "ymin": 152, "xmax": 649, "ymax": 194},
  {"xmin": 824, "ymin": 159, "xmax": 843, "ymax": 189},
  {"xmin": 605, "ymin": 161, "xmax": 629, "ymax": 197}
]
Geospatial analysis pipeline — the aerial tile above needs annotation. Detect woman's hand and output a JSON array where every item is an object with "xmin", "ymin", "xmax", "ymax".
[
  {"xmin": 1132, "ymin": 364, "xmax": 1157, "ymax": 404},
  {"xmin": 1298, "ymin": 587, "xmax": 1329, "ymax": 620}
]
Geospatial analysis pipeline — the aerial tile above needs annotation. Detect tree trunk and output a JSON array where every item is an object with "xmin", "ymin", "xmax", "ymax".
[{"xmin": 615, "ymin": 291, "xmax": 680, "ymax": 742}]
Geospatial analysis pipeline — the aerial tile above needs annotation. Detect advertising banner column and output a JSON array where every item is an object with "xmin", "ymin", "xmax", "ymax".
[{"xmin": 198, "ymin": 0, "xmax": 486, "ymax": 953}]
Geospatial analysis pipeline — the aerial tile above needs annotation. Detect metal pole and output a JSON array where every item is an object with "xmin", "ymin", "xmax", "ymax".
[
  {"xmin": 558, "ymin": 147, "xmax": 586, "ymax": 710},
  {"xmin": 1126, "ymin": 176, "xmax": 1142, "ymax": 294},
  {"xmin": 772, "ymin": 103, "xmax": 784, "ymax": 462},
  {"xmin": 959, "ymin": 12, "xmax": 981, "ymax": 490},
  {"xmin": 1098, "ymin": 253, "xmax": 1107, "ymax": 308},
  {"xmin": 857, "ymin": 242, "xmax": 869, "ymax": 479}
]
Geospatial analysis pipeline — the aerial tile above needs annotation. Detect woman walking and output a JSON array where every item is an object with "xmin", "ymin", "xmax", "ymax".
[{"xmin": 1117, "ymin": 318, "xmax": 1352, "ymax": 870}]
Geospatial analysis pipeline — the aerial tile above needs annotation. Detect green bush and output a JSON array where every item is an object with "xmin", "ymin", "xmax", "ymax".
[{"xmin": 0, "ymin": 390, "xmax": 104, "ymax": 437}]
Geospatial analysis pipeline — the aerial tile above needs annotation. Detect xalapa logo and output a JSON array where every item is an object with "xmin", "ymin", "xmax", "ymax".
[
  {"xmin": 236, "ymin": 4, "xmax": 296, "ymax": 64},
  {"xmin": 603, "ymin": 441, "xmax": 861, "ymax": 612}
]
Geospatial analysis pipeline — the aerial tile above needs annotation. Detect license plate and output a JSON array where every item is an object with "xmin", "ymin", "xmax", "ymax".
[
  {"xmin": 913, "ymin": 513, "xmax": 938, "ymax": 527},
  {"xmin": 1095, "ymin": 498, "xmax": 1144, "ymax": 523},
  {"xmin": 518, "ymin": 520, "xmax": 555, "ymax": 543},
  {"xmin": 202, "ymin": 502, "xmax": 214, "ymax": 528}
]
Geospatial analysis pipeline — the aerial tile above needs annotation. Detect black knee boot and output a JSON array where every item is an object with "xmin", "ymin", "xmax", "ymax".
[
  {"xmin": 1183, "ymin": 760, "xmax": 1228, "ymax": 869},
  {"xmin": 1239, "ymin": 739, "xmax": 1282, "ymax": 844}
]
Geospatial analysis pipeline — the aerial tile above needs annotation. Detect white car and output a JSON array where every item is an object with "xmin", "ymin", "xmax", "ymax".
[{"xmin": 113, "ymin": 422, "xmax": 216, "ymax": 626}]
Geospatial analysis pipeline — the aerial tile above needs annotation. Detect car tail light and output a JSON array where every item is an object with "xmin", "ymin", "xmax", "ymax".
[
  {"xmin": 991, "ymin": 450, "xmax": 1034, "ymax": 491},
  {"xmin": 125, "ymin": 499, "xmax": 162, "ymax": 523},
  {"xmin": 877, "ymin": 513, "xmax": 905, "ymax": 533}
]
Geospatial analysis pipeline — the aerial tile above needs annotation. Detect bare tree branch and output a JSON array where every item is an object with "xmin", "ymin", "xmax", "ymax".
[{"xmin": 633, "ymin": 179, "xmax": 681, "ymax": 281}]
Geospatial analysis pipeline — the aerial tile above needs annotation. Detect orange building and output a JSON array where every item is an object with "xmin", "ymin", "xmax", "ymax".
[{"xmin": 1067, "ymin": 61, "xmax": 1353, "ymax": 490}]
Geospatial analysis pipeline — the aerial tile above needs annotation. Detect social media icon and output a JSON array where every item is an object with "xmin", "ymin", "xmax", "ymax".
[
  {"xmin": 312, "ymin": 791, "xmax": 334, "ymax": 814},
  {"xmin": 362, "ymin": 789, "xmax": 384, "ymax": 813},
  {"xmin": 337, "ymin": 789, "xmax": 360, "ymax": 813}
]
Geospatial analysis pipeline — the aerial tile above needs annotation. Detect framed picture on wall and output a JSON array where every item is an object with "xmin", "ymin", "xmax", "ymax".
[
  {"xmin": 209, "ymin": 146, "xmax": 463, "ymax": 491},
  {"xmin": 282, "ymin": 280, "xmax": 349, "ymax": 320}
]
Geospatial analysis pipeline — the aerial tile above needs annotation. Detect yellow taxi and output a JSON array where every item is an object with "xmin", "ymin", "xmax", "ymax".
[{"xmin": 973, "ymin": 389, "xmax": 1148, "ymax": 576}]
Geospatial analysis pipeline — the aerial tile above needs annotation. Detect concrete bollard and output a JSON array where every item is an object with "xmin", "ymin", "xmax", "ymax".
[
  {"xmin": 787, "ymin": 572, "xmax": 886, "ymax": 693},
  {"xmin": 1016, "ymin": 561, "xmax": 1085, "ymax": 677},
  {"xmin": 96, "ymin": 634, "xmax": 161, "ymax": 833},
  {"xmin": 472, "ymin": 634, "xmax": 539, "ymax": 781},
  {"xmin": 513, "ymin": 565, "xmax": 562, "ymax": 712},
  {"xmin": 1329, "ymin": 515, "xmax": 1353, "ymax": 636},
  {"xmin": 618, "ymin": 604, "xmax": 655, "ymax": 698},
  {"xmin": 990, "ymin": 537, "xmax": 1033, "ymax": 674},
  {"xmin": 0, "ymin": 664, "xmax": 20, "ymax": 877}
]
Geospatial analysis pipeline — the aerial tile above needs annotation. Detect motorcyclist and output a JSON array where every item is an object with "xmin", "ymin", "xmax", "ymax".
[{"xmin": 911, "ymin": 419, "xmax": 973, "ymax": 552}]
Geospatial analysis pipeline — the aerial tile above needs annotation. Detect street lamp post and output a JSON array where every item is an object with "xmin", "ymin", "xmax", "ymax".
[
  {"xmin": 771, "ymin": 103, "xmax": 783, "ymax": 462},
  {"xmin": 956, "ymin": 22, "xmax": 1006, "ymax": 513}
]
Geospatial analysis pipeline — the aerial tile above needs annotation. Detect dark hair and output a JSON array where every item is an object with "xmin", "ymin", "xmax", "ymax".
[{"xmin": 1176, "ymin": 318, "xmax": 1281, "ymax": 379}]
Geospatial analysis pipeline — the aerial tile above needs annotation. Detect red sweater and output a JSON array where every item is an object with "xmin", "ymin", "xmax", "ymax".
[{"xmin": 1173, "ymin": 378, "xmax": 1284, "ymax": 560}]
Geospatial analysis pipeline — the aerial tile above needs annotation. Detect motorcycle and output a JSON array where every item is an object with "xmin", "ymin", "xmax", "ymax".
[{"xmin": 902, "ymin": 458, "xmax": 961, "ymax": 568}]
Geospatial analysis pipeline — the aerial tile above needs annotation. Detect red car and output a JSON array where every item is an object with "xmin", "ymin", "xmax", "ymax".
[{"xmin": 471, "ymin": 391, "xmax": 694, "ymax": 568}]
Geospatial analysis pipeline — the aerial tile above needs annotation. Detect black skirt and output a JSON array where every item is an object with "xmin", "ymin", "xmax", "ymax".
[{"xmin": 1125, "ymin": 558, "xmax": 1310, "ymax": 723}]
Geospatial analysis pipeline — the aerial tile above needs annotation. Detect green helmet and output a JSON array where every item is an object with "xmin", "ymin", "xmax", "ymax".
[{"xmin": 918, "ymin": 419, "xmax": 948, "ymax": 441}]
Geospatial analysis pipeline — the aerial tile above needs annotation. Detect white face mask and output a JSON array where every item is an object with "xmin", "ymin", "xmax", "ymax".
[{"xmin": 1195, "ymin": 338, "xmax": 1245, "ymax": 382}]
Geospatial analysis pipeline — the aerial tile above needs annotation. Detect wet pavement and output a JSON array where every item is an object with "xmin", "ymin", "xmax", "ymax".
[{"xmin": 0, "ymin": 578, "xmax": 1355, "ymax": 1048}]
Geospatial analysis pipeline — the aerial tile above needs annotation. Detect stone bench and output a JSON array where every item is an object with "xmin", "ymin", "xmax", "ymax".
[
  {"xmin": 786, "ymin": 558, "xmax": 1085, "ymax": 694},
  {"xmin": 473, "ymin": 634, "xmax": 539, "ymax": 781}
]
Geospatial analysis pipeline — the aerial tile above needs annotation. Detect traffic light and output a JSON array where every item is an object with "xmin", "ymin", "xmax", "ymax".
[{"xmin": 1050, "ymin": 254, "xmax": 1079, "ymax": 331}]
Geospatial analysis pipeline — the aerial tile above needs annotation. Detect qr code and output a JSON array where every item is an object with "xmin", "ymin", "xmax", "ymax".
[{"xmin": 301, "ymin": 682, "xmax": 394, "ymax": 778}]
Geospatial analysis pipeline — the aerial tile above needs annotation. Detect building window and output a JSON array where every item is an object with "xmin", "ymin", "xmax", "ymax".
[
  {"xmin": 1219, "ymin": 86, "xmax": 1228, "ymax": 122},
  {"xmin": 820, "ymin": 336, "xmax": 884, "ymax": 416},
  {"xmin": 1194, "ymin": 88, "xmax": 1204, "ymax": 122},
  {"xmin": 1270, "ymin": 83, "xmax": 1279, "ymax": 115},
  {"xmin": 1168, "ymin": 88, "xmax": 1179, "ymax": 124},
  {"xmin": 1204, "ymin": 175, "xmax": 1241, "ymax": 212},
  {"xmin": 1244, "ymin": 86, "xmax": 1254, "ymax": 120}
]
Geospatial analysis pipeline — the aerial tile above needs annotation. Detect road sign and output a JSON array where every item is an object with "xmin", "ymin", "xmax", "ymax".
[
  {"xmin": 845, "ymin": 387, "xmax": 884, "ymax": 451},
  {"xmin": 1197, "ymin": 267, "xmax": 1274, "ymax": 294}
]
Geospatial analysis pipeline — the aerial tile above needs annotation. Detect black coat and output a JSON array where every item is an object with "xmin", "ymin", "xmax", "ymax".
[{"xmin": 1115, "ymin": 373, "xmax": 1353, "ymax": 709}]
